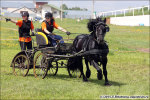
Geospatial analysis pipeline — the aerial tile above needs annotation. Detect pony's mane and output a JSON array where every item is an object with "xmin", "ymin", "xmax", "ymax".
[{"xmin": 87, "ymin": 17, "xmax": 104, "ymax": 32}]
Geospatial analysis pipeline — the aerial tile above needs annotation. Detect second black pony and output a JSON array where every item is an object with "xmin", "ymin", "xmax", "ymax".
[{"xmin": 67, "ymin": 17, "xmax": 111, "ymax": 85}]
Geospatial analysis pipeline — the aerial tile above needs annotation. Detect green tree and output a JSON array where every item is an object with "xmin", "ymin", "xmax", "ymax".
[
  {"xmin": 60, "ymin": 4, "xmax": 68, "ymax": 10},
  {"xmin": 71, "ymin": 7, "xmax": 81, "ymax": 10},
  {"xmin": 60, "ymin": 3, "xmax": 88, "ymax": 11}
]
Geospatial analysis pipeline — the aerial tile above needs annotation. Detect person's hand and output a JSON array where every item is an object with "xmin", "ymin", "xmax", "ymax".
[
  {"xmin": 66, "ymin": 31, "xmax": 71, "ymax": 35},
  {"xmin": 31, "ymin": 32, "xmax": 35, "ymax": 36},
  {"xmin": 48, "ymin": 32, "xmax": 54, "ymax": 35},
  {"xmin": 5, "ymin": 18, "xmax": 11, "ymax": 22}
]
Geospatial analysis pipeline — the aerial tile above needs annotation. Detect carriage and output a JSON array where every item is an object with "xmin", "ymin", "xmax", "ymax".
[
  {"xmin": 10, "ymin": 31, "xmax": 106, "ymax": 79},
  {"xmin": 10, "ymin": 30, "xmax": 84, "ymax": 79},
  {"xmin": 10, "ymin": 17, "xmax": 111, "ymax": 85}
]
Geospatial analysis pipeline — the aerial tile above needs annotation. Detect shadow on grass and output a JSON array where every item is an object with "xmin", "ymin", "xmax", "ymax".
[
  {"xmin": 27, "ymin": 74, "xmax": 35, "ymax": 77},
  {"xmin": 39, "ymin": 73, "xmax": 126, "ymax": 86},
  {"xmin": 89, "ymin": 78, "xmax": 126, "ymax": 86},
  {"xmin": 5, "ymin": 71, "xmax": 126, "ymax": 87},
  {"xmin": 46, "ymin": 74, "xmax": 73, "ymax": 80},
  {"xmin": 26, "ymin": 73, "xmax": 71, "ymax": 80}
]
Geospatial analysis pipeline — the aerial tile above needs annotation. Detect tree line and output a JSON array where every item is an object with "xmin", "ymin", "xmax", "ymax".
[{"xmin": 60, "ymin": 4, "xmax": 88, "ymax": 11}]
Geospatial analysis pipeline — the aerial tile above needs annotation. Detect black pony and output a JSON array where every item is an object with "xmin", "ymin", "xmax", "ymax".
[{"xmin": 67, "ymin": 17, "xmax": 111, "ymax": 85}]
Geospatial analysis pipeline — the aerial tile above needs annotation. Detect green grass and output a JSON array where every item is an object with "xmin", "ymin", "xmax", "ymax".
[{"xmin": 0, "ymin": 18, "xmax": 149, "ymax": 99}]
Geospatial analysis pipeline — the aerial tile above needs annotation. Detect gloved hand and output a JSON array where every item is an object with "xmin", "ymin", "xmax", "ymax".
[
  {"xmin": 31, "ymin": 32, "xmax": 35, "ymax": 36},
  {"xmin": 5, "ymin": 18, "xmax": 11, "ymax": 22},
  {"xmin": 66, "ymin": 31, "xmax": 71, "ymax": 35}
]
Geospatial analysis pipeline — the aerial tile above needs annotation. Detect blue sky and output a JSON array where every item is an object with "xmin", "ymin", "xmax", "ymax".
[
  {"xmin": 1, "ymin": 0, "xmax": 149, "ymax": 12},
  {"xmin": 48, "ymin": 0, "xmax": 149, "ymax": 12}
]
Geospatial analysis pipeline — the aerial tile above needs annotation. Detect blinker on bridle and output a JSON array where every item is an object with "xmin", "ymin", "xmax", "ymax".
[{"xmin": 93, "ymin": 22, "xmax": 109, "ymax": 32}]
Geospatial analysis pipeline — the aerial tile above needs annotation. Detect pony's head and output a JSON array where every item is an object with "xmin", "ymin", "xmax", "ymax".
[{"xmin": 87, "ymin": 17, "xmax": 109, "ymax": 44}]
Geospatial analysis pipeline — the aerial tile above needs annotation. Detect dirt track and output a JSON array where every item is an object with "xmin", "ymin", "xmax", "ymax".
[{"xmin": 137, "ymin": 48, "xmax": 149, "ymax": 53}]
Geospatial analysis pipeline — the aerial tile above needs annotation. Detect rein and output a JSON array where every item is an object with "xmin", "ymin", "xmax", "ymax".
[{"xmin": 78, "ymin": 49, "xmax": 109, "ymax": 56}]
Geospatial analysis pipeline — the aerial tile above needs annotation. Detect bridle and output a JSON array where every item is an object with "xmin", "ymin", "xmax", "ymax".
[
  {"xmin": 95, "ymin": 22, "xmax": 109, "ymax": 31},
  {"xmin": 93, "ymin": 22, "xmax": 109, "ymax": 44}
]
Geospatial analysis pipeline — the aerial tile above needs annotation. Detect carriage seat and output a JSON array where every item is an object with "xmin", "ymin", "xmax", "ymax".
[
  {"xmin": 35, "ymin": 29, "xmax": 73, "ymax": 54},
  {"xmin": 36, "ymin": 31, "xmax": 56, "ymax": 53},
  {"xmin": 36, "ymin": 32, "xmax": 51, "ymax": 47}
]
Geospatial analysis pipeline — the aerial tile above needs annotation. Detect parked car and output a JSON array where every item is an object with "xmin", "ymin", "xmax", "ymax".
[{"xmin": 34, "ymin": 17, "xmax": 42, "ymax": 21}]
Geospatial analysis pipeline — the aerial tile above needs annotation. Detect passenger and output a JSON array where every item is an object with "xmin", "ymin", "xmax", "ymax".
[
  {"xmin": 5, "ymin": 12, "xmax": 34, "ymax": 50},
  {"xmin": 41, "ymin": 12, "xmax": 71, "ymax": 46}
]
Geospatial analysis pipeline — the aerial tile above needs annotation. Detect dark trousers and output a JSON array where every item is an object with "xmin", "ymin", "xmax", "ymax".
[
  {"xmin": 47, "ymin": 35, "xmax": 64, "ymax": 46},
  {"xmin": 19, "ymin": 41, "xmax": 32, "ymax": 51}
]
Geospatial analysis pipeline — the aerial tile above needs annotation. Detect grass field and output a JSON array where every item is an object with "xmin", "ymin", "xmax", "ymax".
[{"xmin": 0, "ymin": 18, "xmax": 149, "ymax": 99}]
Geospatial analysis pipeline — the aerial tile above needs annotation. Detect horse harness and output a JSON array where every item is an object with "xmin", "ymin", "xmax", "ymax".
[{"xmin": 81, "ymin": 33, "xmax": 109, "ymax": 56}]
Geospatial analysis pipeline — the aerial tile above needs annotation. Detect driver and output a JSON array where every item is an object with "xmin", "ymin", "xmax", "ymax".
[
  {"xmin": 41, "ymin": 12, "xmax": 71, "ymax": 46},
  {"xmin": 5, "ymin": 12, "xmax": 34, "ymax": 50}
]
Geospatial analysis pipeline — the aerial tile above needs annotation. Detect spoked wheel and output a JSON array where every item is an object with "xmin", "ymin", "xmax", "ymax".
[
  {"xmin": 34, "ymin": 53, "xmax": 48, "ymax": 79},
  {"xmin": 68, "ymin": 68, "xmax": 81, "ymax": 78},
  {"xmin": 13, "ymin": 54, "xmax": 30, "ymax": 76},
  {"xmin": 48, "ymin": 59, "xmax": 58, "ymax": 76}
]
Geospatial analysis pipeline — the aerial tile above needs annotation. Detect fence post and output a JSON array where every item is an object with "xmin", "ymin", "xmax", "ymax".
[
  {"xmin": 124, "ymin": 10, "xmax": 125, "ymax": 16},
  {"xmin": 142, "ymin": 8, "xmax": 144, "ymax": 15},
  {"xmin": 133, "ymin": 8, "xmax": 134, "ymax": 16}
]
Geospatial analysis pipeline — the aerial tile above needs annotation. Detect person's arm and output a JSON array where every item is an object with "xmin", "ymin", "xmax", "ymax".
[
  {"xmin": 31, "ymin": 21, "xmax": 35, "ymax": 35},
  {"xmin": 10, "ymin": 19, "xmax": 17, "ymax": 24},
  {"xmin": 44, "ymin": 28, "xmax": 51, "ymax": 34},
  {"xmin": 58, "ymin": 26, "xmax": 71, "ymax": 35},
  {"xmin": 5, "ymin": 18, "xmax": 17, "ymax": 23},
  {"xmin": 53, "ymin": 22, "xmax": 67, "ymax": 32},
  {"xmin": 54, "ymin": 22, "xmax": 70, "ymax": 35},
  {"xmin": 57, "ymin": 26, "xmax": 67, "ymax": 33},
  {"xmin": 58, "ymin": 27, "xmax": 71, "ymax": 35}
]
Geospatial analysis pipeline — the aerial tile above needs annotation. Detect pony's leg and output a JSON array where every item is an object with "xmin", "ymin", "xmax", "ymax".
[
  {"xmin": 91, "ymin": 60, "xmax": 103, "ymax": 80},
  {"xmin": 101, "ymin": 57, "xmax": 111, "ymax": 86},
  {"xmin": 80, "ymin": 65, "xmax": 88, "ymax": 82},
  {"xmin": 78, "ymin": 57, "xmax": 88, "ymax": 82},
  {"xmin": 85, "ymin": 58, "xmax": 91, "ymax": 78}
]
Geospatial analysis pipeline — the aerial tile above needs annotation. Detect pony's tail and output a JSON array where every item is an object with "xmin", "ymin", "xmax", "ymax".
[{"xmin": 67, "ymin": 56, "xmax": 82, "ymax": 71}]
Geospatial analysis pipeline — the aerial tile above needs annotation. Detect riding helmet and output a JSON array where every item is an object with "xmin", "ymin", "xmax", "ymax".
[
  {"xmin": 21, "ymin": 12, "xmax": 29, "ymax": 17},
  {"xmin": 45, "ymin": 12, "xmax": 53, "ymax": 18}
]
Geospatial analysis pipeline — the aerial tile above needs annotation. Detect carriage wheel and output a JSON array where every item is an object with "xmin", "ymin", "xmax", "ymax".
[
  {"xmin": 13, "ymin": 54, "xmax": 30, "ymax": 76},
  {"xmin": 48, "ymin": 59, "xmax": 58, "ymax": 76},
  {"xmin": 34, "ymin": 53, "xmax": 48, "ymax": 79},
  {"xmin": 67, "ymin": 68, "xmax": 81, "ymax": 78}
]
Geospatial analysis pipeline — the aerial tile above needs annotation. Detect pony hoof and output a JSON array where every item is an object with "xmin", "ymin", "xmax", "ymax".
[
  {"xmin": 83, "ymin": 79, "xmax": 88, "ymax": 82},
  {"xmin": 97, "ymin": 71, "xmax": 103, "ymax": 80},
  {"xmin": 83, "ymin": 78, "xmax": 88, "ymax": 82},
  {"xmin": 86, "ymin": 70, "xmax": 91, "ymax": 78},
  {"xmin": 105, "ymin": 82, "xmax": 111, "ymax": 86}
]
